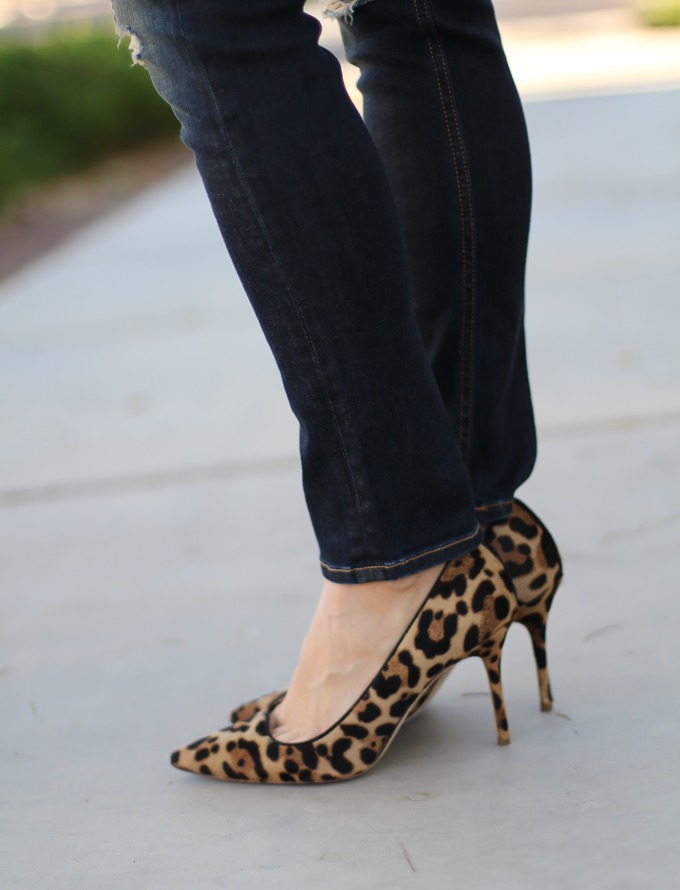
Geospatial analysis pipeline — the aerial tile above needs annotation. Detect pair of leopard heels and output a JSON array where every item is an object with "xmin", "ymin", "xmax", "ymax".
[{"xmin": 171, "ymin": 499, "xmax": 563, "ymax": 784}]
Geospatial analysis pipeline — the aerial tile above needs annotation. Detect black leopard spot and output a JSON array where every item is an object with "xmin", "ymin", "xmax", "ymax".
[
  {"xmin": 523, "ymin": 612, "xmax": 544, "ymax": 630},
  {"xmin": 299, "ymin": 769, "xmax": 313, "ymax": 782},
  {"xmin": 200, "ymin": 764, "xmax": 212, "ymax": 775},
  {"xmin": 373, "ymin": 672, "xmax": 402, "ymax": 699},
  {"xmin": 456, "ymin": 600, "xmax": 468, "ymax": 615},
  {"xmin": 472, "ymin": 579, "xmax": 495, "ymax": 613},
  {"xmin": 398, "ymin": 650, "xmax": 421, "ymax": 687},
  {"xmin": 301, "ymin": 745, "xmax": 318, "ymax": 770},
  {"xmin": 490, "ymin": 654, "xmax": 498, "ymax": 663},
  {"xmin": 525, "ymin": 592, "xmax": 544, "ymax": 607},
  {"xmin": 358, "ymin": 702, "xmax": 381, "ymax": 723},
  {"xmin": 469, "ymin": 549, "xmax": 485, "ymax": 579},
  {"xmin": 463, "ymin": 624, "xmax": 479, "ymax": 652},
  {"xmin": 195, "ymin": 748, "xmax": 210, "ymax": 762},
  {"xmin": 376, "ymin": 723, "xmax": 395, "ymax": 737},
  {"xmin": 223, "ymin": 762, "xmax": 247, "ymax": 781},
  {"xmin": 237, "ymin": 738, "xmax": 269, "ymax": 780},
  {"xmin": 510, "ymin": 516, "xmax": 538, "ymax": 539},
  {"xmin": 316, "ymin": 744, "xmax": 328, "ymax": 757},
  {"xmin": 492, "ymin": 692, "xmax": 502, "ymax": 710},
  {"xmin": 415, "ymin": 610, "xmax": 458, "ymax": 658},
  {"xmin": 506, "ymin": 557, "xmax": 533, "ymax": 579},
  {"xmin": 340, "ymin": 723, "xmax": 369, "ymax": 739},
  {"xmin": 226, "ymin": 741, "xmax": 236, "ymax": 752},
  {"xmin": 529, "ymin": 573, "xmax": 548, "ymax": 591},
  {"xmin": 360, "ymin": 748, "xmax": 377, "ymax": 765},
  {"xmin": 238, "ymin": 759, "xmax": 245, "ymax": 767},
  {"xmin": 533, "ymin": 646, "xmax": 547, "ymax": 669},
  {"xmin": 518, "ymin": 543, "xmax": 531, "ymax": 555},
  {"xmin": 280, "ymin": 773, "xmax": 295, "ymax": 783},
  {"xmin": 497, "ymin": 535, "xmax": 515, "ymax": 553},
  {"xmin": 255, "ymin": 720, "xmax": 267, "ymax": 736},
  {"xmin": 426, "ymin": 663, "xmax": 444, "ymax": 678},
  {"xmin": 434, "ymin": 610, "xmax": 443, "ymax": 619},
  {"xmin": 454, "ymin": 559, "xmax": 462, "ymax": 567},
  {"xmin": 266, "ymin": 742, "xmax": 279, "ymax": 762},
  {"xmin": 286, "ymin": 746, "xmax": 294, "ymax": 755},
  {"xmin": 487, "ymin": 669, "xmax": 500, "ymax": 684},
  {"xmin": 284, "ymin": 759, "xmax": 299, "ymax": 774},
  {"xmin": 451, "ymin": 574, "xmax": 467, "ymax": 597},
  {"xmin": 541, "ymin": 530, "xmax": 560, "ymax": 568},
  {"xmin": 210, "ymin": 744, "xmax": 219, "ymax": 753},
  {"xmin": 484, "ymin": 569, "xmax": 493, "ymax": 577},
  {"xmin": 390, "ymin": 694, "xmax": 418, "ymax": 718},
  {"xmin": 186, "ymin": 737, "xmax": 208, "ymax": 751},
  {"xmin": 170, "ymin": 750, "xmax": 179, "ymax": 764},
  {"xmin": 330, "ymin": 738, "xmax": 354, "ymax": 774},
  {"xmin": 500, "ymin": 718, "xmax": 508, "ymax": 731},
  {"xmin": 321, "ymin": 774, "xmax": 337, "ymax": 781},
  {"xmin": 494, "ymin": 595, "xmax": 511, "ymax": 620}
]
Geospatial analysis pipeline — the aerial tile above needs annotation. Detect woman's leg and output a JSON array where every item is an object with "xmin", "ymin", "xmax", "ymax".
[
  {"xmin": 112, "ymin": 0, "xmax": 481, "ymax": 583},
  {"xmin": 341, "ymin": 0, "xmax": 536, "ymax": 523}
]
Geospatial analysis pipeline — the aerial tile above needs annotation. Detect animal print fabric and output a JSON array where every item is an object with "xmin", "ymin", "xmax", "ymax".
[
  {"xmin": 171, "ymin": 545, "xmax": 517, "ymax": 783},
  {"xmin": 485, "ymin": 499, "xmax": 563, "ymax": 710}
]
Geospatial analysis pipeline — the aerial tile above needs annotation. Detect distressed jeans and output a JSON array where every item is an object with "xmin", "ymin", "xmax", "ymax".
[{"xmin": 111, "ymin": 0, "xmax": 536, "ymax": 583}]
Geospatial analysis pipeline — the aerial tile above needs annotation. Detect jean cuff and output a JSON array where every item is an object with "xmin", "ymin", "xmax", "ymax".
[
  {"xmin": 475, "ymin": 498, "xmax": 515, "ymax": 524},
  {"xmin": 319, "ymin": 524, "xmax": 485, "ymax": 584}
]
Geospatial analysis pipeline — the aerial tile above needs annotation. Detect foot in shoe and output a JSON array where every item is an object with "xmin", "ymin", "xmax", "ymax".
[
  {"xmin": 231, "ymin": 499, "xmax": 564, "ymax": 725},
  {"xmin": 269, "ymin": 564, "xmax": 444, "ymax": 744}
]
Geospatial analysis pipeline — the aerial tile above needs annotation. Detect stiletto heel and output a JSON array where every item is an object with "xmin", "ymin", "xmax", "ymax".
[
  {"xmin": 480, "ymin": 627, "xmax": 511, "ymax": 745},
  {"xmin": 518, "ymin": 614, "xmax": 553, "ymax": 711},
  {"xmin": 485, "ymin": 498, "xmax": 563, "ymax": 713},
  {"xmin": 171, "ymin": 544, "xmax": 517, "ymax": 784}
]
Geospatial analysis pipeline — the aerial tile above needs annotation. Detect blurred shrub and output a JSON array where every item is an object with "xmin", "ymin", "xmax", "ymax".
[
  {"xmin": 636, "ymin": 0, "xmax": 680, "ymax": 25},
  {"xmin": 0, "ymin": 30, "xmax": 180, "ymax": 208}
]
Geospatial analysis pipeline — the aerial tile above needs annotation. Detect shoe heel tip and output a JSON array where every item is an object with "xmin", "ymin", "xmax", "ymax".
[
  {"xmin": 541, "ymin": 702, "xmax": 553, "ymax": 712},
  {"xmin": 497, "ymin": 737, "xmax": 511, "ymax": 746}
]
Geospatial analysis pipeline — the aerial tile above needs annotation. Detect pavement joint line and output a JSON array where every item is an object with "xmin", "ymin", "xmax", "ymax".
[
  {"xmin": 0, "ymin": 455, "xmax": 301, "ymax": 508},
  {"xmin": 2, "ymin": 409, "xmax": 679, "ymax": 508}
]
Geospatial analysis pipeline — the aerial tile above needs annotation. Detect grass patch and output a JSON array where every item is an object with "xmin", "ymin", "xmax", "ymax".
[
  {"xmin": 636, "ymin": 0, "xmax": 680, "ymax": 26},
  {"xmin": 0, "ymin": 29, "xmax": 180, "ymax": 209}
]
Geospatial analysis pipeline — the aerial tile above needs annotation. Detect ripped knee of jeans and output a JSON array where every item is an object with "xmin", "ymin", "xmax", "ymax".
[
  {"xmin": 320, "ymin": 0, "xmax": 373, "ymax": 21},
  {"xmin": 114, "ymin": 21, "xmax": 146, "ymax": 68}
]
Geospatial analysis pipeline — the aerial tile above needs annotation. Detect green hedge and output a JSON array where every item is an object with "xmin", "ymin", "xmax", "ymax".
[
  {"xmin": 637, "ymin": 0, "xmax": 680, "ymax": 26},
  {"xmin": 0, "ymin": 30, "xmax": 180, "ymax": 208}
]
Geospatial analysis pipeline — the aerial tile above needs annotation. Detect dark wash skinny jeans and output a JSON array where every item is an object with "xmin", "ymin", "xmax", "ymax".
[{"xmin": 111, "ymin": 0, "xmax": 536, "ymax": 583}]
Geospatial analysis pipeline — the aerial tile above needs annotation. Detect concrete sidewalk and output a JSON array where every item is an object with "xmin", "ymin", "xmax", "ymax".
[{"xmin": 1, "ymin": 89, "xmax": 679, "ymax": 888}]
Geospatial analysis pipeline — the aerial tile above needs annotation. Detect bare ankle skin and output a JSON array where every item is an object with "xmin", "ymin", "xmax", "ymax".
[{"xmin": 270, "ymin": 562, "xmax": 445, "ymax": 744}]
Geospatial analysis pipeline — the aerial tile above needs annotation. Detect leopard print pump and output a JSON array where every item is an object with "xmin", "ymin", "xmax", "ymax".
[
  {"xmin": 230, "ymin": 499, "xmax": 563, "ymax": 727},
  {"xmin": 170, "ymin": 545, "xmax": 517, "ymax": 784}
]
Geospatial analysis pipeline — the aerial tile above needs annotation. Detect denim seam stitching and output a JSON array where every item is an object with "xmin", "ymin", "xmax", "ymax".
[
  {"xmin": 319, "ymin": 524, "xmax": 481, "ymax": 573},
  {"xmin": 413, "ymin": 0, "xmax": 477, "ymax": 467},
  {"xmin": 476, "ymin": 497, "xmax": 514, "ymax": 509},
  {"xmin": 174, "ymin": 7, "xmax": 371, "ymax": 557}
]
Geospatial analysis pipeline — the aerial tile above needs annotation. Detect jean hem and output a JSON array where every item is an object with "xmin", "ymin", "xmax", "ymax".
[
  {"xmin": 475, "ymin": 498, "xmax": 514, "ymax": 524},
  {"xmin": 319, "ymin": 524, "xmax": 484, "ymax": 584}
]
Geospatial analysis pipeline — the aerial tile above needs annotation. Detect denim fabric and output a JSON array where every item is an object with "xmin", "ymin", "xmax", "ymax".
[{"xmin": 111, "ymin": 0, "xmax": 536, "ymax": 583}]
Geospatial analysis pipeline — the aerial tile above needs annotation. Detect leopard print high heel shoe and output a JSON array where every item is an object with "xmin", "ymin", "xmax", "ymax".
[
  {"xmin": 170, "ymin": 545, "xmax": 517, "ymax": 784},
  {"xmin": 230, "ymin": 499, "xmax": 563, "ymax": 726}
]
